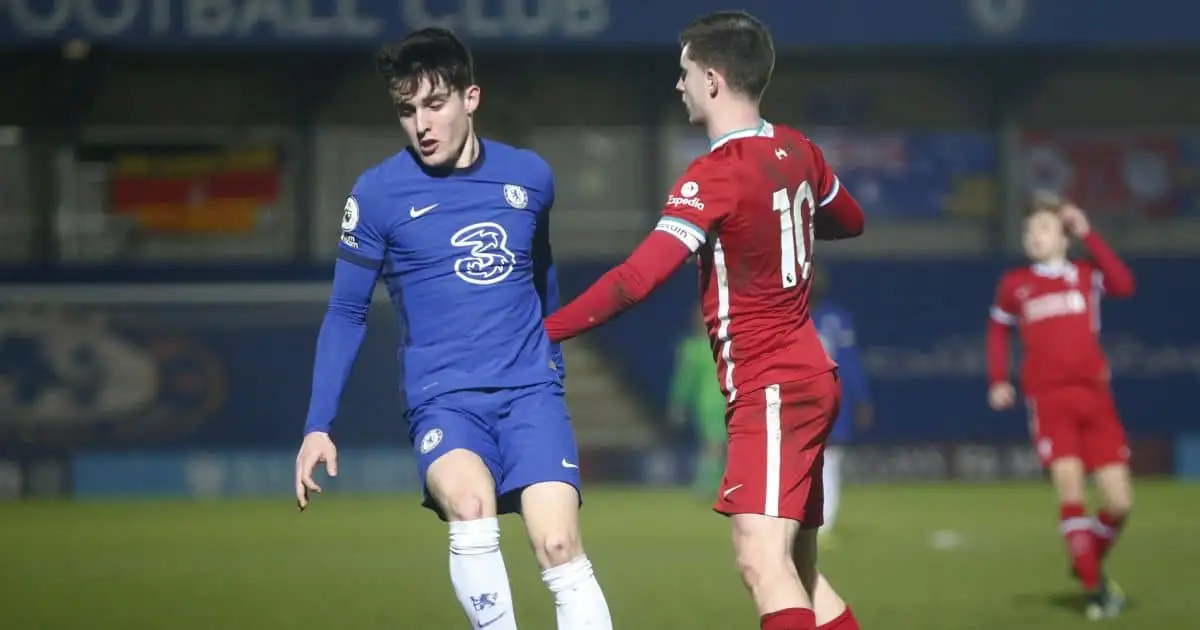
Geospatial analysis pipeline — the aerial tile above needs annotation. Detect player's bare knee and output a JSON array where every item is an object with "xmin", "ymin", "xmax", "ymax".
[
  {"xmin": 1053, "ymin": 482, "xmax": 1086, "ymax": 505},
  {"xmin": 430, "ymin": 476, "xmax": 495, "ymax": 521},
  {"xmin": 733, "ymin": 551, "xmax": 763, "ymax": 589},
  {"xmin": 732, "ymin": 537, "xmax": 770, "ymax": 589},
  {"xmin": 426, "ymin": 449, "xmax": 498, "ymax": 520},
  {"xmin": 1100, "ymin": 486, "xmax": 1133, "ymax": 517},
  {"xmin": 532, "ymin": 528, "xmax": 582, "ymax": 568},
  {"xmin": 440, "ymin": 492, "xmax": 491, "ymax": 521},
  {"xmin": 1105, "ymin": 498, "xmax": 1132, "ymax": 519},
  {"xmin": 734, "ymin": 543, "xmax": 793, "ymax": 593},
  {"xmin": 731, "ymin": 519, "xmax": 791, "ymax": 590}
]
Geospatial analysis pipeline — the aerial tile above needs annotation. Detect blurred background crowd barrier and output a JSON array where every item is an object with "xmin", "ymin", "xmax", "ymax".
[{"xmin": 1, "ymin": 0, "xmax": 1198, "ymax": 500}]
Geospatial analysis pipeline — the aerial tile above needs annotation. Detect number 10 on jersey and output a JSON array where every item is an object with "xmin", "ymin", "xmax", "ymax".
[{"xmin": 774, "ymin": 182, "xmax": 816, "ymax": 288}]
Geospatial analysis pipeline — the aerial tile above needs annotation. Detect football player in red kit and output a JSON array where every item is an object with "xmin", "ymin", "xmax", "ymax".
[
  {"xmin": 987, "ymin": 192, "xmax": 1135, "ymax": 620},
  {"xmin": 543, "ymin": 12, "xmax": 865, "ymax": 630}
]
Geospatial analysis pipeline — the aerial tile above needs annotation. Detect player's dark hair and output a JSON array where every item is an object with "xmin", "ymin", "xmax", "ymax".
[
  {"xmin": 376, "ymin": 27, "xmax": 475, "ymax": 100},
  {"xmin": 680, "ymin": 11, "xmax": 775, "ymax": 100}
]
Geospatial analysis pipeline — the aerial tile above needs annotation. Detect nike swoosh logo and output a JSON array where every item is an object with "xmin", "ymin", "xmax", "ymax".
[
  {"xmin": 477, "ymin": 612, "xmax": 507, "ymax": 628},
  {"xmin": 410, "ymin": 203, "xmax": 438, "ymax": 217},
  {"xmin": 561, "ymin": 458, "xmax": 579, "ymax": 469},
  {"xmin": 722, "ymin": 483, "xmax": 743, "ymax": 498}
]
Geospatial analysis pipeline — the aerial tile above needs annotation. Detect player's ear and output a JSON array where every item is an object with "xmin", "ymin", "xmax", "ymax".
[
  {"xmin": 462, "ymin": 85, "xmax": 481, "ymax": 115},
  {"xmin": 705, "ymin": 69, "xmax": 719, "ymax": 97}
]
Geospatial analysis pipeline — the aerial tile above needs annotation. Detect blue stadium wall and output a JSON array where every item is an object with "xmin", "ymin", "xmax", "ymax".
[{"xmin": 0, "ymin": 258, "xmax": 1195, "ymax": 498}]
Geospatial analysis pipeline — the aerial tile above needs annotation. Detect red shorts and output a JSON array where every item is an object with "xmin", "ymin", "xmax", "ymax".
[
  {"xmin": 1026, "ymin": 384, "xmax": 1129, "ymax": 472},
  {"xmin": 713, "ymin": 371, "xmax": 840, "ymax": 528}
]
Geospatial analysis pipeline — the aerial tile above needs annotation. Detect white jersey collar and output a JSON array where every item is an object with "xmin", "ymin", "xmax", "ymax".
[
  {"xmin": 710, "ymin": 120, "xmax": 775, "ymax": 151},
  {"xmin": 1032, "ymin": 260, "xmax": 1078, "ymax": 280}
]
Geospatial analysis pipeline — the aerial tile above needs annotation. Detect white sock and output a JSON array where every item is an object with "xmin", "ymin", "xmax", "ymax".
[
  {"xmin": 823, "ymin": 447, "xmax": 842, "ymax": 530},
  {"xmin": 449, "ymin": 518, "xmax": 518, "ymax": 630},
  {"xmin": 541, "ymin": 554, "xmax": 613, "ymax": 630}
]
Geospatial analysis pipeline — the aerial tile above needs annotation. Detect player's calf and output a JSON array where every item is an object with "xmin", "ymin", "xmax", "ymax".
[
  {"xmin": 1092, "ymin": 463, "xmax": 1133, "ymax": 560},
  {"xmin": 521, "ymin": 481, "xmax": 613, "ymax": 630},
  {"xmin": 1049, "ymin": 458, "xmax": 1103, "ymax": 593},
  {"xmin": 811, "ymin": 575, "xmax": 859, "ymax": 629},
  {"xmin": 792, "ymin": 529, "xmax": 858, "ymax": 629}
]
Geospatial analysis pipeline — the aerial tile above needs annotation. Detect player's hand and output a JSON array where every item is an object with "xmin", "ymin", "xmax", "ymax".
[
  {"xmin": 1058, "ymin": 203, "xmax": 1091, "ymax": 237},
  {"xmin": 987, "ymin": 382, "xmax": 1016, "ymax": 411},
  {"xmin": 295, "ymin": 431, "xmax": 338, "ymax": 511}
]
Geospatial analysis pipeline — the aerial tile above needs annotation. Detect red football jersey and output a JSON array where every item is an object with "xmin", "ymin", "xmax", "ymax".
[
  {"xmin": 654, "ymin": 122, "xmax": 842, "ymax": 402},
  {"xmin": 990, "ymin": 260, "xmax": 1112, "ymax": 394}
]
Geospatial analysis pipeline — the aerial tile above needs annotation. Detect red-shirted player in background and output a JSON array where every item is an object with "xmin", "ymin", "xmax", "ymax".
[
  {"xmin": 987, "ymin": 192, "xmax": 1135, "ymax": 620},
  {"xmin": 544, "ymin": 11, "xmax": 864, "ymax": 630}
]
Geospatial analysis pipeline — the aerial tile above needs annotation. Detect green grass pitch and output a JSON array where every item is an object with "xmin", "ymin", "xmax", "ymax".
[{"xmin": 2, "ymin": 481, "xmax": 1197, "ymax": 629}]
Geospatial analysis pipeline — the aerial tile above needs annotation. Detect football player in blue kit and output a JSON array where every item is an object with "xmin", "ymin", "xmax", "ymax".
[{"xmin": 294, "ymin": 28, "xmax": 613, "ymax": 630}]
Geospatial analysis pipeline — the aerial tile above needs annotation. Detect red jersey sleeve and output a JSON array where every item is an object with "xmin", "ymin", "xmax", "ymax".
[
  {"xmin": 654, "ymin": 157, "xmax": 738, "ymax": 252},
  {"xmin": 808, "ymin": 142, "xmax": 864, "ymax": 240},
  {"xmin": 986, "ymin": 274, "xmax": 1017, "ymax": 385},
  {"xmin": 1079, "ymin": 231, "xmax": 1136, "ymax": 298},
  {"xmin": 542, "ymin": 158, "xmax": 735, "ymax": 343},
  {"xmin": 989, "ymin": 274, "xmax": 1019, "ymax": 326}
]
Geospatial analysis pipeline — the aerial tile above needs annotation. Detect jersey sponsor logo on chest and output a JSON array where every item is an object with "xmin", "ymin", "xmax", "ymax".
[
  {"xmin": 1023, "ymin": 290, "xmax": 1087, "ymax": 323},
  {"xmin": 451, "ymin": 222, "xmax": 516, "ymax": 285}
]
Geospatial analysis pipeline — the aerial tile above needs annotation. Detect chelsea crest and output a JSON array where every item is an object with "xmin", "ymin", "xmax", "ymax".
[{"xmin": 503, "ymin": 184, "xmax": 528, "ymax": 209}]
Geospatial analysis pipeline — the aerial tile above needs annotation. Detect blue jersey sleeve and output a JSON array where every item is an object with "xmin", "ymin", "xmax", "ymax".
[
  {"xmin": 304, "ymin": 181, "xmax": 386, "ymax": 434},
  {"xmin": 337, "ymin": 189, "xmax": 388, "ymax": 271}
]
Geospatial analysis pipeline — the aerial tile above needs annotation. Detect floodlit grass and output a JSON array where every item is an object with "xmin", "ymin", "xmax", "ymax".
[{"xmin": 3, "ymin": 482, "xmax": 1197, "ymax": 629}]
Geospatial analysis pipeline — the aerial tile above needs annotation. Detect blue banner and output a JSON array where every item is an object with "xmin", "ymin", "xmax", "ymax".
[
  {"xmin": 63, "ymin": 440, "xmax": 1176, "ymax": 500},
  {"xmin": 556, "ymin": 259, "xmax": 1200, "ymax": 442},
  {"xmin": 72, "ymin": 448, "xmax": 419, "ymax": 496},
  {"xmin": 3, "ymin": 259, "xmax": 1197, "ymax": 450},
  {"xmin": 2, "ymin": 0, "xmax": 1198, "ymax": 47},
  {"xmin": 812, "ymin": 131, "xmax": 998, "ymax": 219}
]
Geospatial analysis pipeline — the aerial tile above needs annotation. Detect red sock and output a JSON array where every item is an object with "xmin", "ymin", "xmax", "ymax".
[
  {"xmin": 761, "ymin": 608, "xmax": 816, "ymax": 630},
  {"xmin": 1093, "ymin": 509, "xmax": 1127, "ymax": 560},
  {"xmin": 818, "ymin": 607, "xmax": 861, "ymax": 629},
  {"xmin": 1061, "ymin": 503, "xmax": 1101, "ymax": 590}
]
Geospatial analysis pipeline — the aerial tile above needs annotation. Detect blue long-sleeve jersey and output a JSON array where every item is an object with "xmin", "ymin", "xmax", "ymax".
[
  {"xmin": 304, "ymin": 139, "xmax": 564, "ymax": 435},
  {"xmin": 813, "ymin": 301, "xmax": 870, "ymax": 443}
]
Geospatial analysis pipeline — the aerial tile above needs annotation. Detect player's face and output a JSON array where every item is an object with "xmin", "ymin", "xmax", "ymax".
[
  {"xmin": 392, "ymin": 76, "xmax": 480, "ymax": 168},
  {"xmin": 676, "ymin": 45, "xmax": 710, "ymax": 125},
  {"xmin": 1023, "ymin": 210, "xmax": 1070, "ymax": 262}
]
